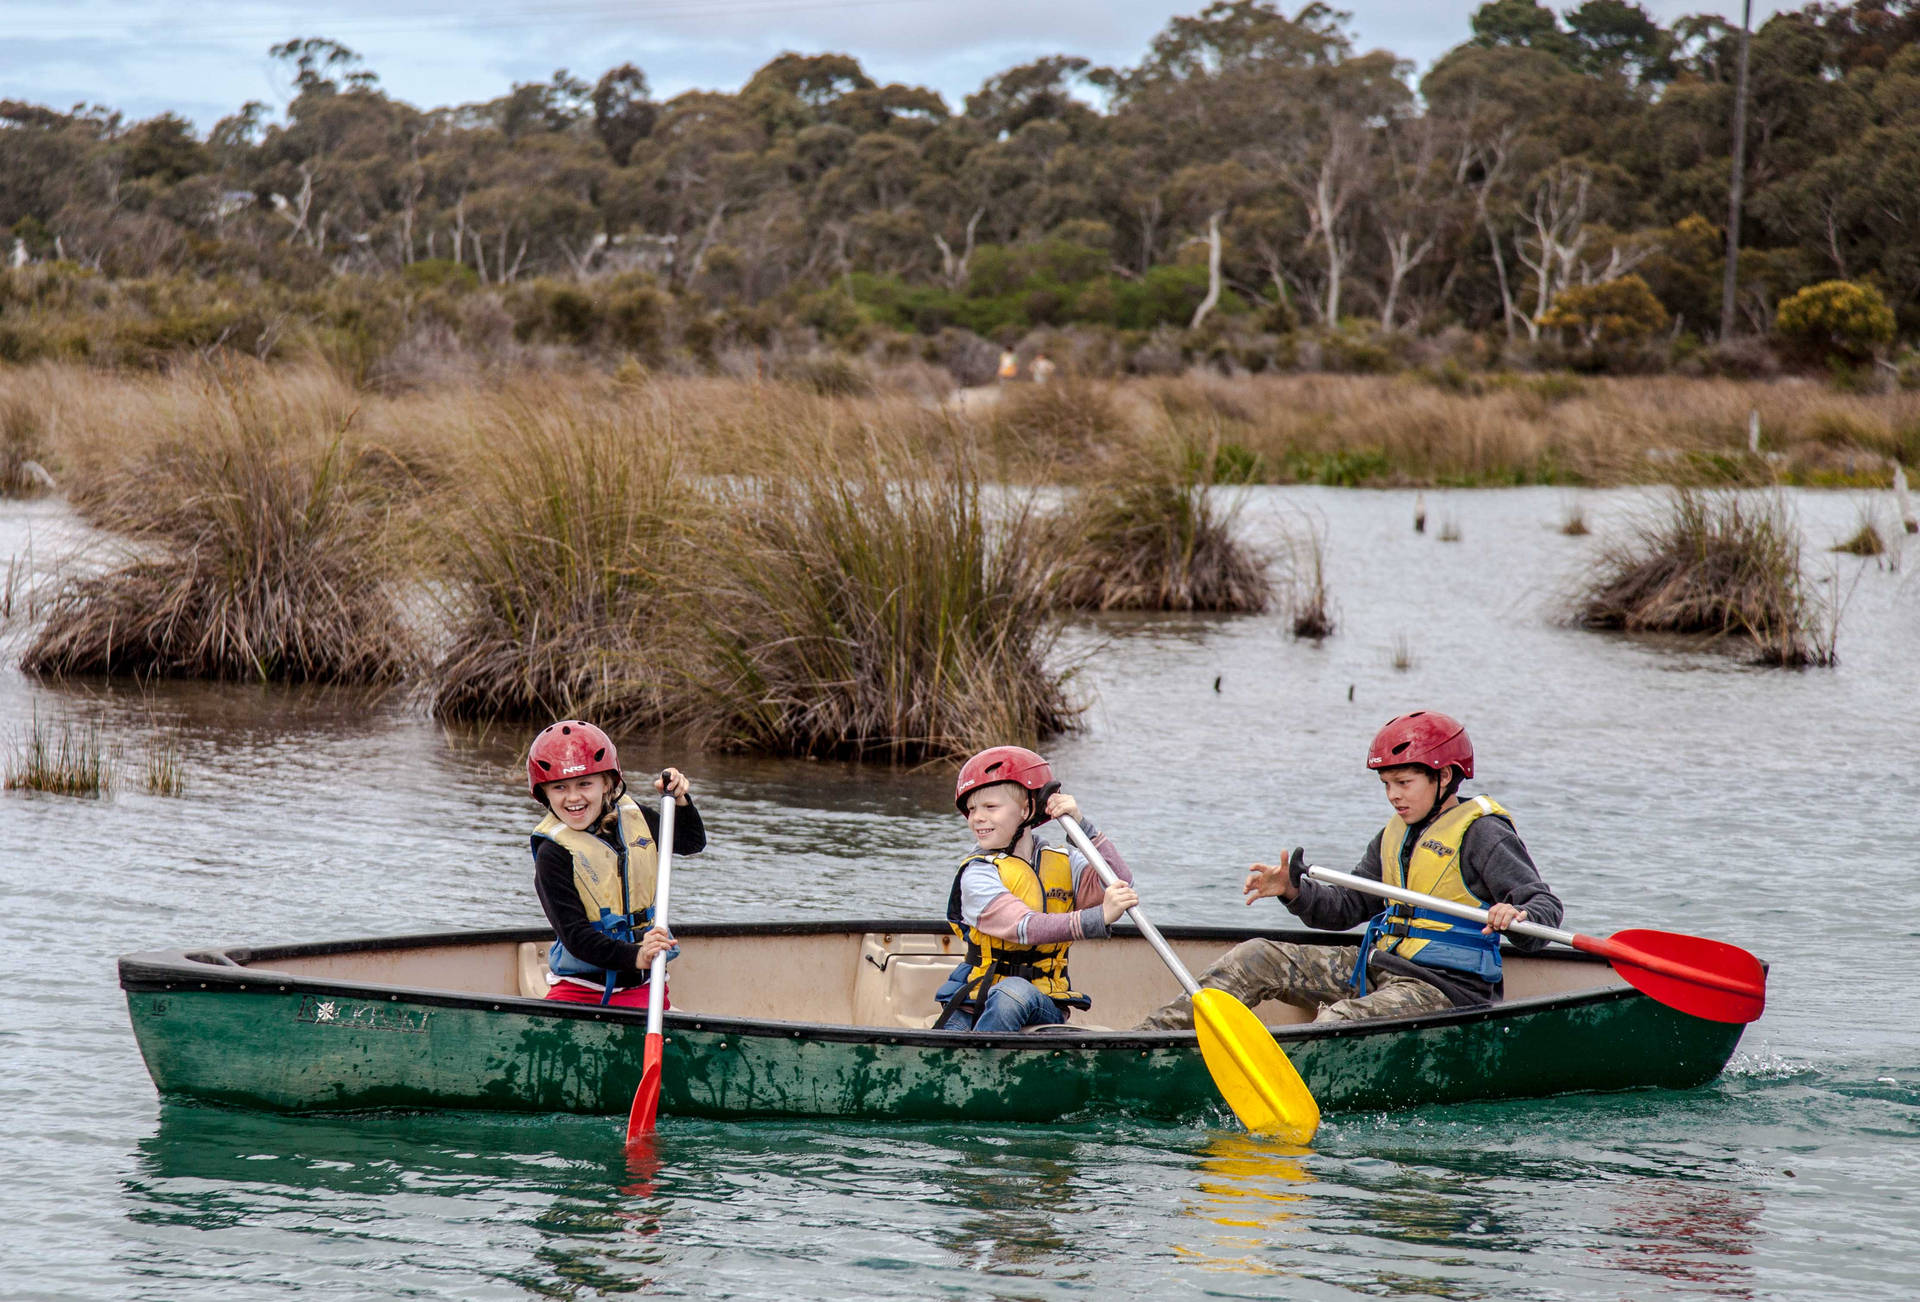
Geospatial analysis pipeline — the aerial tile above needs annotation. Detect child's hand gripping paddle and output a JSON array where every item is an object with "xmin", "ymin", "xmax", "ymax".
[
  {"xmin": 625, "ymin": 776, "xmax": 678, "ymax": 1148},
  {"xmin": 1304, "ymin": 865, "xmax": 1766, "ymax": 1024},
  {"xmin": 1058, "ymin": 816, "xmax": 1319, "ymax": 1143}
]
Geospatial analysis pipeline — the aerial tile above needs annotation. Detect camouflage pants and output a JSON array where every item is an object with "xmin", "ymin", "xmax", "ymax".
[{"xmin": 1135, "ymin": 939, "xmax": 1453, "ymax": 1029}]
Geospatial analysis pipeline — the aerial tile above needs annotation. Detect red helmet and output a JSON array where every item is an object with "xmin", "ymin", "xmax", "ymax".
[
  {"xmin": 1367, "ymin": 711, "xmax": 1473, "ymax": 779},
  {"xmin": 954, "ymin": 745, "xmax": 1054, "ymax": 814},
  {"xmin": 527, "ymin": 720, "xmax": 621, "ymax": 802}
]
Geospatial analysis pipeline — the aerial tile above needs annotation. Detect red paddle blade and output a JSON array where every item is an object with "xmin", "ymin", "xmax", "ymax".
[
  {"xmin": 1579, "ymin": 928, "xmax": 1766, "ymax": 1024},
  {"xmin": 625, "ymin": 1032, "xmax": 664, "ymax": 1147}
]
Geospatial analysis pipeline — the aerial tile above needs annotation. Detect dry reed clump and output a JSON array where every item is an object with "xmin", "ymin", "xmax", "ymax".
[
  {"xmin": 1574, "ymin": 489, "xmax": 1832, "ymax": 665},
  {"xmin": 1045, "ymin": 432, "xmax": 1272, "ymax": 613},
  {"xmin": 989, "ymin": 379, "xmax": 1132, "ymax": 469},
  {"xmin": 4, "ymin": 715, "xmax": 113, "ymax": 797},
  {"xmin": 1280, "ymin": 515, "xmax": 1335, "ymax": 638},
  {"xmin": 675, "ymin": 439, "xmax": 1076, "ymax": 761},
  {"xmin": 21, "ymin": 376, "xmax": 418, "ymax": 683},
  {"xmin": 1832, "ymin": 521, "xmax": 1885, "ymax": 555},
  {"xmin": 1, "ymin": 389, "xmax": 57, "ymax": 497},
  {"xmin": 427, "ymin": 395, "xmax": 690, "ymax": 725}
]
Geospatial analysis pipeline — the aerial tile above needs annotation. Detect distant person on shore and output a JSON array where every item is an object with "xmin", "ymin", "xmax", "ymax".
[
  {"xmin": 1030, "ymin": 352, "xmax": 1056, "ymax": 384},
  {"xmin": 997, "ymin": 347, "xmax": 1019, "ymax": 383},
  {"xmin": 935, "ymin": 746, "xmax": 1138, "ymax": 1032},
  {"xmin": 526, "ymin": 719, "xmax": 704, "ymax": 1008},
  {"xmin": 1138, "ymin": 711, "xmax": 1561, "ymax": 1029}
]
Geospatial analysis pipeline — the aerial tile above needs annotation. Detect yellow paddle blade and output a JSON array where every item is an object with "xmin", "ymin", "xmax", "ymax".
[{"xmin": 1192, "ymin": 988, "xmax": 1320, "ymax": 1144}]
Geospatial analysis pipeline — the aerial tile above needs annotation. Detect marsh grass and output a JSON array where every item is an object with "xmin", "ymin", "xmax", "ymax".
[
  {"xmin": 990, "ymin": 378, "xmax": 1129, "ymax": 467},
  {"xmin": 1046, "ymin": 431, "xmax": 1271, "ymax": 612},
  {"xmin": 145, "ymin": 734, "xmax": 186, "ymax": 797},
  {"xmin": 1575, "ymin": 489, "xmax": 1833, "ymax": 666},
  {"xmin": 428, "ymin": 395, "xmax": 689, "ymax": 724},
  {"xmin": 1560, "ymin": 499, "xmax": 1592, "ymax": 536},
  {"xmin": 676, "ymin": 437, "xmax": 1075, "ymax": 761},
  {"xmin": 5, "ymin": 715, "xmax": 113, "ymax": 796},
  {"xmin": 1281, "ymin": 515, "xmax": 1335, "ymax": 639},
  {"xmin": 1390, "ymin": 633, "xmax": 1415, "ymax": 671},
  {"xmin": 21, "ymin": 374, "xmax": 418, "ymax": 683},
  {"xmin": 1437, "ymin": 516, "xmax": 1463, "ymax": 543},
  {"xmin": 1832, "ymin": 520, "xmax": 1885, "ymax": 555},
  {"xmin": 1, "ymin": 391, "xmax": 55, "ymax": 498}
]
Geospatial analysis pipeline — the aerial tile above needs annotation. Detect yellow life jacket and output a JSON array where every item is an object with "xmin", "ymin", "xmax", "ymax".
[
  {"xmin": 1358, "ymin": 795, "xmax": 1509, "ymax": 988},
  {"xmin": 531, "ymin": 793, "xmax": 660, "ymax": 986},
  {"xmin": 940, "ymin": 844, "xmax": 1090, "ymax": 1015}
]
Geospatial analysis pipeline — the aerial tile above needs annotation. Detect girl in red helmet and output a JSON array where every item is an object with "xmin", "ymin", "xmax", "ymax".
[
  {"xmin": 1139, "ymin": 711, "xmax": 1562, "ymax": 1029},
  {"xmin": 934, "ymin": 745, "xmax": 1140, "ymax": 1032},
  {"xmin": 525, "ymin": 720, "xmax": 705, "ymax": 1008}
]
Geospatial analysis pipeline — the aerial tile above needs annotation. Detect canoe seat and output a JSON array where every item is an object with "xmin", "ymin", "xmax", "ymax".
[
  {"xmin": 516, "ymin": 942, "xmax": 551, "ymax": 1000},
  {"xmin": 852, "ymin": 931, "xmax": 962, "ymax": 1029}
]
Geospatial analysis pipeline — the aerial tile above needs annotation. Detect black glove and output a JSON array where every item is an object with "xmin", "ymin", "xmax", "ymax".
[{"xmin": 1288, "ymin": 847, "xmax": 1310, "ymax": 889}]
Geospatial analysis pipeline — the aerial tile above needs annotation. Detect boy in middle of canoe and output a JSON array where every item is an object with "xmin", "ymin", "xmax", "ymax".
[{"xmin": 934, "ymin": 746, "xmax": 1139, "ymax": 1032}]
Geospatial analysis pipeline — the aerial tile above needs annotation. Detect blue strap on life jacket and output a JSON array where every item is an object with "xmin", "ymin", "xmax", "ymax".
[{"xmin": 1349, "ymin": 905, "xmax": 1504, "ymax": 995}]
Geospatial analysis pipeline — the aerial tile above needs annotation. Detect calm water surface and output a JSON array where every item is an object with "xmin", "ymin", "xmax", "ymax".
[{"xmin": 2, "ymin": 487, "xmax": 1915, "ymax": 1300}]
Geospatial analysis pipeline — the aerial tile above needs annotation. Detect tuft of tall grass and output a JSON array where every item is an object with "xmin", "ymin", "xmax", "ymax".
[
  {"xmin": 1437, "ymin": 516, "xmax": 1463, "ymax": 543},
  {"xmin": 20, "ymin": 373, "xmax": 418, "ymax": 683},
  {"xmin": 1831, "ymin": 520, "xmax": 1885, "ymax": 555},
  {"xmin": 1390, "ymin": 633, "xmax": 1415, "ymax": 671},
  {"xmin": 1559, "ymin": 498, "xmax": 1591, "ymax": 536},
  {"xmin": 1, "ymin": 390, "xmax": 56, "ymax": 498},
  {"xmin": 145, "ymin": 734, "xmax": 186, "ymax": 797},
  {"xmin": 990, "ymin": 378, "xmax": 1131, "ymax": 468},
  {"xmin": 675, "ymin": 438, "xmax": 1076, "ymax": 761},
  {"xmin": 1045, "ymin": 432, "xmax": 1272, "ymax": 613},
  {"xmin": 428, "ymin": 394, "xmax": 689, "ymax": 724},
  {"xmin": 5, "ymin": 715, "xmax": 113, "ymax": 797},
  {"xmin": 1281, "ymin": 515, "xmax": 1335, "ymax": 639},
  {"xmin": 1574, "ymin": 489, "xmax": 1833, "ymax": 666}
]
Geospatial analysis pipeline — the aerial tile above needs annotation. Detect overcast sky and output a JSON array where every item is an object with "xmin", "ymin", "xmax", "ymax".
[{"xmin": 4, "ymin": 1, "xmax": 1782, "ymax": 130}]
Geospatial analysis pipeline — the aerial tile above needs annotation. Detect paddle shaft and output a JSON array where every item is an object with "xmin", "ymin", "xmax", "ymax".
[
  {"xmin": 644, "ymin": 791, "xmax": 676, "ymax": 1035},
  {"xmin": 1304, "ymin": 865, "xmax": 1759, "ymax": 999},
  {"xmin": 1058, "ymin": 816, "xmax": 1198, "ymax": 997}
]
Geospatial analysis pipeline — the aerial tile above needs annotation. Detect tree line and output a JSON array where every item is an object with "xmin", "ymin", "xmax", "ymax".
[{"xmin": 3, "ymin": 0, "xmax": 1918, "ymax": 363}]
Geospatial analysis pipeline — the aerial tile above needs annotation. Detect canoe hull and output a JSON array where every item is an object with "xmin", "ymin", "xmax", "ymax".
[{"xmin": 121, "ymin": 926, "xmax": 1747, "ymax": 1122}]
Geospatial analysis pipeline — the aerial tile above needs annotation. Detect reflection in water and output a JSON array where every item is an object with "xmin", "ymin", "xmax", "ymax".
[
  {"xmin": 1173, "ymin": 1134, "xmax": 1314, "ymax": 1276},
  {"xmin": 127, "ymin": 1103, "xmax": 669, "ymax": 1295},
  {"xmin": 1594, "ymin": 1178, "xmax": 1761, "ymax": 1297}
]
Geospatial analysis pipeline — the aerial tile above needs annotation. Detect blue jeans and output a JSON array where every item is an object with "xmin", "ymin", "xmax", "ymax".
[{"xmin": 939, "ymin": 977, "xmax": 1067, "ymax": 1033}]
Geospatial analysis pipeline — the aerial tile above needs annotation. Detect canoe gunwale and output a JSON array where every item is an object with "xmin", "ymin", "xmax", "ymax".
[{"xmin": 119, "ymin": 919, "xmax": 1651, "ymax": 1051}]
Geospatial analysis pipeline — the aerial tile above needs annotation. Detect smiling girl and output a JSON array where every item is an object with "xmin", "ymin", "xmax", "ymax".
[{"xmin": 525, "ymin": 720, "xmax": 704, "ymax": 1008}]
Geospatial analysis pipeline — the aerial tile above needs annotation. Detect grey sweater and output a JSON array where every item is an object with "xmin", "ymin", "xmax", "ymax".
[{"xmin": 1285, "ymin": 798, "xmax": 1564, "ymax": 1006}]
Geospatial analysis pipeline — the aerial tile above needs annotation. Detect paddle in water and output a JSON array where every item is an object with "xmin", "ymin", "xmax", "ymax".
[
  {"xmin": 1305, "ymin": 865, "xmax": 1765, "ymax": 1024},
  {"xmin": 1058, "ymin": 816, "xmax": 1320, "ymax": 1143},
  {"xmin": 625, "ymin": 775, "xmax": 679, "ymax": 1148}
]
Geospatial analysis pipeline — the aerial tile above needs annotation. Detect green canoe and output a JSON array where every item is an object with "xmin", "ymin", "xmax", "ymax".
[{"xmin": 119, "ymin": 921, "xmax": 1750, "ymax": 1122}]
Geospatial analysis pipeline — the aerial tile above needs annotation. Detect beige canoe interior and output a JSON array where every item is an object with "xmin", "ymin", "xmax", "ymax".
[{"xmin": 246, "ymin": 930, "xmax": 1628, "ymax": 1031}]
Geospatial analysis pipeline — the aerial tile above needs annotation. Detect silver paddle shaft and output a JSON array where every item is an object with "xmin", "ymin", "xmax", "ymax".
[
  {"xmin": 1059, "ymin": 815, "xmax": 1199, "ymax": 996},
  {"xmin": 645, "ymin": 793, "xmax": 676, "ymax": 1036},
  {"xmin": 1305, "ymin": 865, "xmax": 1573, "ymax": 946}
]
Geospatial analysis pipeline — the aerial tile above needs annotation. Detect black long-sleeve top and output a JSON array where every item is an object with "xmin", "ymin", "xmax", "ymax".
[
  {"xmin": 533, "ymin": 800, "xmax": 706, "ymax": 986},
  {"xmin": 1285, "ymin": 798, "xmax": 1563, "ymax": 1006}
]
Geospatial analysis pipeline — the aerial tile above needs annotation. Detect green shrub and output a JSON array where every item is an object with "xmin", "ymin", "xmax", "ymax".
[
  {"xmin": 1538, "ymin": 275, "xmax": 1671, "ymax": 345},
  {"xmin": 1775, "ymin": 280, "xmax": 1897, "ymax": 364}
]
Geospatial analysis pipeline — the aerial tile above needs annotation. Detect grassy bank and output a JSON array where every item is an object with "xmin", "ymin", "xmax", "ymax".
[{"xmin": 3, "ymin": 362, "xmax": 1914, "ymax": 496}]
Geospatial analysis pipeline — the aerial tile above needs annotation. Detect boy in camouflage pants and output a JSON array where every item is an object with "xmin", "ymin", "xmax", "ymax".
[{"xmin": 1139, "ymin": 711, "xmax": 1562, "ymax": 1029}]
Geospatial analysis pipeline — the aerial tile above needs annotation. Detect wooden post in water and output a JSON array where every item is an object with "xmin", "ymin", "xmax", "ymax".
[{"xmin": 1895, "ymin": 460, "xmax": 1917, "ymax": 534}]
